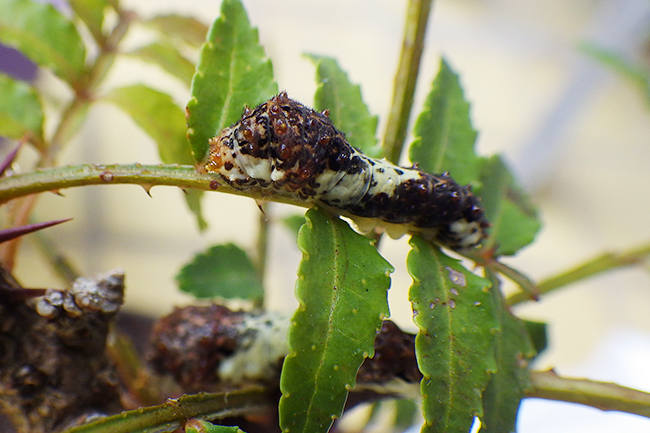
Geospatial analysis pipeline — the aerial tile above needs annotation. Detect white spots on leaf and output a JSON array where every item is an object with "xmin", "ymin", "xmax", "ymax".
[{"xmin": 446, "ymin": 266, "xmax": 467, "ymax": 287}]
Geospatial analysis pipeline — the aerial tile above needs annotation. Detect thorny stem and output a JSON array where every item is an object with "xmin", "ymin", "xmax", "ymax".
[
  {"xmin": 2, "ymin": 10, "xmax": 135, "ymax": 270},
  {"xmin": 0, "ymin": 163, "xmax": 316, "ymax": 209},
  {"xmin": 529, "ymin": 370, "xmax": 650, "ymax": 419},
  {"xmin": 62, "ymin": 387, "xmax": 273, "ymax": 433},
  {"xmin": 383, "ymin": 0, "xmax": 434, "ymax": 164},
  {"xmin": 507, "ymin": 243, "xmax": 650, "ymax": 306}
]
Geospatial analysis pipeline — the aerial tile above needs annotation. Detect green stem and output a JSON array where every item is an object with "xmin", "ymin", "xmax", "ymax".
[
  {"xmin": 106, "ymin": 332, "xmax": 162, "ymax": 407},
  {"xmin": 529, "ymin": 370, "xmax": 650, "ymax": 418},
  {"xmin": 256, "ymin": 202, "xmax": 270, "ymax": 308},
  {"xmin": 485, "ymin": 259, "xmax": 539, "ymax": 300},
  {"xmin": 507, "ymin": 243, "xmax": 650, "ymax": 306},
  {"xmin": 0, "ymin": 163, "xmax": 315, "ymax": 208},
  {"xmin": 63, "ymin": 387, "xmax": 273, "ymax": 433},
  {"xmin": 383, "ymin": 0, "xmax": 434, "ymax": 164}
]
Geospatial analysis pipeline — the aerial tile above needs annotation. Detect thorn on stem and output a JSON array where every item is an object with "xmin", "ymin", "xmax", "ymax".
[{"xmin": 0, "ymin": 218, "xmax": 73, "ymax": 244}]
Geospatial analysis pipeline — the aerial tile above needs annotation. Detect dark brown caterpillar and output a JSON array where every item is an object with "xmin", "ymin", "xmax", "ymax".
[{"xmin": 202, "ymin": 92, "xmax": 489, "ymax": 250}]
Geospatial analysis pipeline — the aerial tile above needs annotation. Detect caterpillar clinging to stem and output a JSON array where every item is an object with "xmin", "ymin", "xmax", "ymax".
[{"xmin": 201, "ymin": 92, "xmax": 489, "ymax": 251}]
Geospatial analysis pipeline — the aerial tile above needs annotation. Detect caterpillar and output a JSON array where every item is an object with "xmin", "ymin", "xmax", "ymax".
[{"xmin": 202, "ymin": 92, "xmax": 489, "ymax": 250}]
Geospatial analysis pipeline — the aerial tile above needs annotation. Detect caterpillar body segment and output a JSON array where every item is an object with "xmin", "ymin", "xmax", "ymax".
[{"xmin": 202, "ymin": 92, "xmax": 488, "ymax": 250}]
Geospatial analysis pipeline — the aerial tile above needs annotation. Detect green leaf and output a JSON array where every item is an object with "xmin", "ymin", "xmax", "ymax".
[
  {"xmin": 281, "ymin": 214, "xmax": 306, "ymax": 239},
  {"xmin": 407, "ymin": 236, "xmax": 497, "ymax": 433},
  {"xmin": 410, "ymin": 58, "xmax": 480, "ymax": 186},
  {"xmin": 523, "ymin": 320, "xmax": 547, "ymax": 358},
  {"xmin": 279, "ymin": 208, "xmax": 392, "ymax": 433},
  {"xmin": 143, "ymin": 15, "xmax": 209, "ymax": 48},
  {"xmin": 186, "ymin": 0, "xmax": 277, "ymax": 164},
  {"xmin": 69, "ymin": 0, "xmax": 109, "ymax": 43},
  {"xmin": 307, "ymin": 55, "xmax": 381, "ymax": 158},
  {"xmin": 184, "ymin": 189, "xmax": 208, "ymax": 231},
  {"xmin": 176, "ymin": 243, "xmax": 263, "ymax": 300},
  {"xmin": 480, "ymin": 271, "xmax": 537, "ymax": 433},
  {"xmin": 0, "ymin": 73, "xmax": 44, "ymax": 141},
  {"xmin": 184, "ymin": 419, "xmax": 246, "ymax": 433},
  {"xmin": 478, "ymin": 155, "xmax": 541, "ymax": 256},
  {"xmin": 125, "ymin": 42, "xmax": 196, "ymax": 86},
  {"xmin": 104, "ymin": 84, "xmax": 191, "ymax": 164},
  {"xmin": 103, "ymin": 84, "xmax": 207, "ymax": 230},
  {"xmin": 0, "ymin": 0, "xmax": 86, "ymax": 84},
  {"xmin": 581, "ymin": 43, "xmax": 650, "ymax": 104}
]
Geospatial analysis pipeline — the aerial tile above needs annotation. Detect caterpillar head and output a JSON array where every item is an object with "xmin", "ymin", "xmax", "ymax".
[{"xmin": 202, "ymin": 92, "xmax": 352, "ymax": 196}]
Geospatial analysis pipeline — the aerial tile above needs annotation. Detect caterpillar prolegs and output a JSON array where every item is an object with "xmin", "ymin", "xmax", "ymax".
[{"xmin": 201, "ymin": 92, "xmax": 489, "ymax": 250}]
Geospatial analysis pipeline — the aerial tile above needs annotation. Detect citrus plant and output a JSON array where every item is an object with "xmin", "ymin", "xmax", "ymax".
[{"xmin": 1, "ymin": 1, "xmax": 650, "ymax": 433}]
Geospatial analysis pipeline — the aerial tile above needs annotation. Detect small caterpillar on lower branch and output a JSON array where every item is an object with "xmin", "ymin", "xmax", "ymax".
[{"xmin": 201, "ymin": 92, "xmax": 489, "ymax": 250}]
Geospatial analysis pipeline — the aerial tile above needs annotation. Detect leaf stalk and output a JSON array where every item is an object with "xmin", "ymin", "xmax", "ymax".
[
  {"xmin": 529, "ymin": 370, "xmax": 650, "ymax": 418},
  {"xmin": 507, "ymin": 244, "xmax": 650, "ymax": 306}
]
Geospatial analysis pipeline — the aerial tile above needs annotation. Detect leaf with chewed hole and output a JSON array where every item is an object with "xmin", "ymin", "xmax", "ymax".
[
  {"xmin": 186, "ymin": 0, "xmax": 277, "ymax": 164},
  {"xmin": 410, "ymin": 58, "xmax": 480, "ymax": 186},
  {"xmin": 481, "ymin": 270, "xmax": 537, "ymax": 433},
  {"xmin": 0, "ymin": 73, "xmax": 44, "ymax": 142},
  {"xmin": 104, "ymin": 84, "xmax": 207, "ymax": 230},
  {"xmin": 279, "ymin": 208, "xmax": 392, "ymax": 433},
  {"xmin": 407, "ymin": 236, "xmax": 497, "ymax": 433},
  {"xmin": 176, "ymin": 243, "xmax": 263, "ymax": 301},
  {"xmin": 0, "ymin": 0, "xmax": 86, "ymax": 85},
  {"xmin": 478, "ymin": 155, "xmax": 541, "ymax": 256},
  {"xmin": 307, "ymin": 55, "xmax": 382, "ymax": 158}
]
